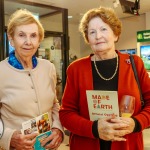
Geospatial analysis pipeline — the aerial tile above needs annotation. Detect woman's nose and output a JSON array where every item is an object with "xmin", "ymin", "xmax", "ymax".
[
  {"xmin": 25, "ymin": 37, "xmax": 32, "ymax": 45},
  {"xmin": 96, "ymin": 30, "xmax": 102, "ymax": 39}
]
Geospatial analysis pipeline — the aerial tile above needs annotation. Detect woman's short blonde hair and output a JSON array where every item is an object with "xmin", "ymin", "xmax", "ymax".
[
  {"xmin": 79, "ymin": 6, "xmax": 122, "ymax": 44},
  {"xmin": 7, "ymin": 9, "xmax": 44, "ymax": 42}
]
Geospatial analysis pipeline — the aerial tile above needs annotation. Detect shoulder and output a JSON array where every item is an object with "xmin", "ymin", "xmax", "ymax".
[
  {"xmin": 68, "ymin": 55, "xmax": 91, "ymax": 70},
  {"xmin": 36, "ymin": 58, "xmax": 56, "ymax": 76},
  {"xmin": 117, "ymin": 51, "xmax": 145, "ymax": 75},
  {"xmin": 37, "ymin": 58, "xmax": 55, "ymax": 70},
  {"xmin": 132, "ymin": 54, "xmax": 143, "ymax": 64},
  {"xmin": 117, "ymin": 50, "xmax": 143, "ymax": 64},
  {"xmin": 0, "ymin": 59, "xmax": 7, "ymax": 65},
  {"xmin": 0, "ymin": 59, "xmax": 9, "ymax": 69}
]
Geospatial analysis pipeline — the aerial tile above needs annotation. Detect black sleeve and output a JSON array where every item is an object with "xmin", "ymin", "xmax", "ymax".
[
  {"xmin": 132, "ymin": 117, "xmax": 141, "ymax": 132},
  {"xmin": 92, "ymin": 120, "xmax": 99, "ymax": 138}
]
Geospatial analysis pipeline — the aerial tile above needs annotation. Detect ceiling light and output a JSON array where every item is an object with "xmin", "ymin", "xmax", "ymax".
[
  {"xmin": 113, "ymin": 0, "xmax": 120, "ymax": 8},
  {"xmin": 68, "ymin": 16, "xmax": 73, "ymax": 19}
]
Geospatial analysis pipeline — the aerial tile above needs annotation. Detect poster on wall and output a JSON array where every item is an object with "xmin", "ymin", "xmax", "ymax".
[
  {"xmin": 140, "ymin": 45, "xmax": 150, "ymax": 71},
  {"xmin": 53, "ymin": 37, "xmax": 61, "ymax": 50}
]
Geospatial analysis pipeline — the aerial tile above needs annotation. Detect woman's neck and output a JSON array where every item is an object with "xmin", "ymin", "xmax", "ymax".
[
  {"xmin": 91, "ymin": 51, "xmax": 117, "ymax": 61},
  {"xmin": 15, "ymin": 53, "xmax": 33, "ymax": 69}
]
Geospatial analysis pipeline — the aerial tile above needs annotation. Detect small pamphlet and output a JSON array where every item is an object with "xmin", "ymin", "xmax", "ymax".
[
  {"xmin": 34, "ymin": 130, "xmax": 52, "ymax": 150},
  {"xmin": 22, "ymin": 112, "xmax": 51, "ymax": 150},
  {"xmin": 86, "ymin": 90, "xmax": 119, "ymax": 121}
]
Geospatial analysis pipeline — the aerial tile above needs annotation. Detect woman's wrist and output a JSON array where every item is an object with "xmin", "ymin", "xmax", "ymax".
[
  {"xmin": 51, "ymin": 128, "xmax": 63, "ymax": 141},
  {"xmin": 92, "ymin": 120, "xmax": 99, "ymax": 138},
  {"xmin": 131, "ymin": 117, "xmax": 141, "ymax": 132},
  {"xmin": 10, "ymin": 131, "xmax": 21, "ymax": 148}
]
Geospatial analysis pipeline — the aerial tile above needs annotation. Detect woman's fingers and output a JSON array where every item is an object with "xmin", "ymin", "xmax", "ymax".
[
  {"xmin": 112, "ymin": 136, "xmax": 127, "ymax": 141},
  {"xmin": 41, "ymin": 128, "xmax": 63, "ymax": 149},
  {"xmin": 10, "ymin": 131, "xmax": 38, "ymax": 149},
  {"xmin": 98, "ymin": 117, "xmax": 131, "ymax": 141}
]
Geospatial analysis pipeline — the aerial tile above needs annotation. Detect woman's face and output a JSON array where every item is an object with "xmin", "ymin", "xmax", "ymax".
[
  {"xmin": 9, "ymin": 23, "xmax": 40, "ymax": 60},
  {"xmin": 87, "ymin": 17, "xmax": 118, "ymax": 54}
]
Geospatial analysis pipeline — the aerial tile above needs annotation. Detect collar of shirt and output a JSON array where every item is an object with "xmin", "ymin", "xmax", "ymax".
[{"xmin": 8, "ymin": 50, "xmax": 38, "ymax": 70}]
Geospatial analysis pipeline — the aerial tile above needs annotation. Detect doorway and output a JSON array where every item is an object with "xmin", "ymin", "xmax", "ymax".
[
  {"xmin": 39, "ymin": 34, "xmax": 63, "ymax": 103},
  {"xmin": 1, "ymin": 0, "xmax": 69, "ymax": 102}
]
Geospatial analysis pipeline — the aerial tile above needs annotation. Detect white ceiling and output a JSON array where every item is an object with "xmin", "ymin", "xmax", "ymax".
[{"xmin": 29, "ymin": 0, "xmax": 150, "ymax": 23}]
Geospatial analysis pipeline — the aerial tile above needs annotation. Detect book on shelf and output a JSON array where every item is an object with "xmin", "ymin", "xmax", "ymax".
[
  {"xmin": 86, "ymin": 90, "xmax": 119, "ymax": 121},
  {"xmin": 22, "ymin": 112, "xmax": 52, "ymax": 150}
]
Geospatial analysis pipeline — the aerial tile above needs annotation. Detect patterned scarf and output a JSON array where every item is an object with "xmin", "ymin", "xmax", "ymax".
[{"xmin": 8, "ymin": 51, "xmax": 37, "ymax": 69}]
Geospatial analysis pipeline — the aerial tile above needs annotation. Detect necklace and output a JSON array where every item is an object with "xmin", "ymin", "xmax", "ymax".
[{"xmin": 93, "ymin": 54, "xmax": 118, "ymax": 81}]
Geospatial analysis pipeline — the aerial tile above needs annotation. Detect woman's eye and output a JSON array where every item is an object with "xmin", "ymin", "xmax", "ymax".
[
  {"xmin": 31, "ymin": 34, "xmax": 35, "ymax": 38},
  {"xmin": 31, "ymin": 34, "xmax": 37, "ymax": 38},
  {"xmin": 89, "ymin": 31, "xmax": 96, "ymax": 35},
  {"xmin": 101, "ymin": 28, "xmax": 107, "ymax": 31},
  {"xmin": 19, "ymin": 34, "xmax": 25, "ymax": 37}
]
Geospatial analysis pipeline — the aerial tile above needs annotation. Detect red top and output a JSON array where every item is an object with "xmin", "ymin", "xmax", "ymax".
[{"xmin": 59, "ymin": 51, "xmax": 150, "ymax": 150}]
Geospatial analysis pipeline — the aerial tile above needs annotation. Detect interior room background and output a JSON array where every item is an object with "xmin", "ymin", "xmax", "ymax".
[{"xmin": 3, "ymin": 1, "xmax": 150, "ymax": 102}]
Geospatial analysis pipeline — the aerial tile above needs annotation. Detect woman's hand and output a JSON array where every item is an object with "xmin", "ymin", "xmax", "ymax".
[
  {"xmin": 114, "ymin": 117, "xmax": 135, "ymax": 133},
  {"xmin": 10, "ymin": 131, "xmax": 37, "ymax": 150},
  {"xmin": 98, "ymin": 116, "xmax": 131, "ymax": 141},
  {"xmin": 41, "ymin": 128, "xmax": 63, "ymax": 149}
]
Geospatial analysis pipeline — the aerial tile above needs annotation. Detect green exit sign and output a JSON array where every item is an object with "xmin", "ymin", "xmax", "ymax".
[{"xmin": 137, "ymin": 30, "xmax": 150, "ymax": 42}]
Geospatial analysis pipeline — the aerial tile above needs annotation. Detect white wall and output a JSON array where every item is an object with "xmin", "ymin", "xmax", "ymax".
[
  {"xmin": 68, "ymin": 23, "xmax": 81, "ymax": 58},
  {"xmin": 79, "ymin": 35, "xmax": 91, "ymax": 57},
  {"xmin": 116, "ymin": 14, "xmax": 146, "ymax": 52},
  {"xmin": 146, "ymin": 12, "xmax": 150, "ymax": 29},
  {"xmin": 40, "ymin": 15, "xmax": 63, "ymax": 32}
]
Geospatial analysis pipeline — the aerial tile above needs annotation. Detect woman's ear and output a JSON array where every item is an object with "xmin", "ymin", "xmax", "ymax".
[
  {"xmin": 7, "ymin": 35, "xmax": 14, "ymax": 47},
  {"xmin": 114, "ymin": 35, "xmax": 119, "ymax": 43}
]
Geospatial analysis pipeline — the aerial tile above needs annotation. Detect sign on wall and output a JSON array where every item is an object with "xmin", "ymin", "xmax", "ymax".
[{"xmin": 137, "ymin": 30, "xmax": 150, "ymax": 42}]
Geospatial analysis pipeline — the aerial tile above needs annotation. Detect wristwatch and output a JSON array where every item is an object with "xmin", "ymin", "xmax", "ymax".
[{"xmin": 0, "ymin": 118, "xmax": 4, "ymax": 139}]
